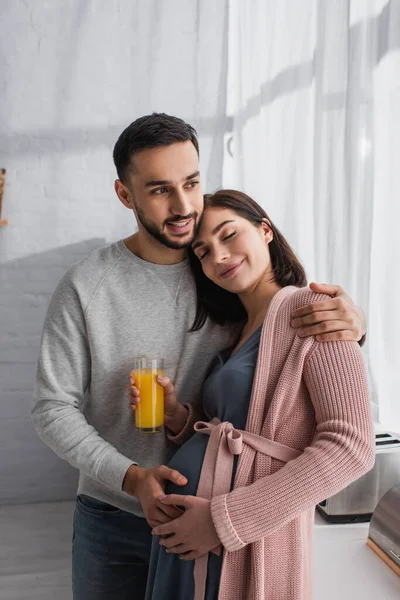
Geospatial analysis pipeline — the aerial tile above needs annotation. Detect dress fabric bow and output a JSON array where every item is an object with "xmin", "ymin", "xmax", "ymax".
[{"xmin": 192, "ymin": 418, "xmax": 301, "ymax": 600}]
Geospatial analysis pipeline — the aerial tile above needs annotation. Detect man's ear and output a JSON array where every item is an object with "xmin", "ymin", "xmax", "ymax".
[
  {"xmin": 115, "ymin": 179, "xmax": 135, "ymax": 210},
  {"xmin": 261, "ymin": 218, "xmax": 273, "ymax": 243}
]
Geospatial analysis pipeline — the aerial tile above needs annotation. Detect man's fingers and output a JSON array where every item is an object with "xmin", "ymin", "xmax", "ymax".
[
  {"xmin": 292, "ymin": 298, "xmax": 345, "ymax": 319},
  {"xmin": 292, "ymin": 310, "xmax": 348, "ymax": 328},
  {"xmin": 297, "ymin": 320, "xmax": 353, "ymax": 338},
  {"xmin": 158, "ymin": 493, "xmax": 189, "ymax": 507},
  {"xmin": 158, "ymin": 467, "xmax": 187, "ymax": 486},
  {"xmin": 309, "ymin": 282, "xmax": 343, "ymax": 296},
  {"xmin": 315, "ymin": 331, "xmax": 356, "ymax": 342}
]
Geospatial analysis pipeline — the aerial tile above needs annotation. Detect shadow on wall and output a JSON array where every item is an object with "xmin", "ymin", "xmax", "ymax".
[{"xmin": 0, "ymin": 238, "xmax": 106, "ymax": 505}]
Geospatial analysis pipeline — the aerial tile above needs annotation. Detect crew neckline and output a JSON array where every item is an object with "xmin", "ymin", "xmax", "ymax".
[{"xmin": 116, "ymin": 239, "xmax": 190, "ymax": 273}]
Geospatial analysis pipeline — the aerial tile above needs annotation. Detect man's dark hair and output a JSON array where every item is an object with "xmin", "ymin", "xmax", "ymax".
[{"xmin": 113, "ymin": 113, "xmax": 199, "ymax": 182}]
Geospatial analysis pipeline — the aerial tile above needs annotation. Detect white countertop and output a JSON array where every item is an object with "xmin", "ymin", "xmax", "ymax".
[{"xmin": 314, "ymin": 512, "xmax": 400, "ymax": 599}]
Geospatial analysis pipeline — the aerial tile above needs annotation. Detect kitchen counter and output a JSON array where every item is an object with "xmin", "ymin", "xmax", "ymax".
[{"xmin": 314, "ymin": 511, "xmax": 400, "ymax": 599}]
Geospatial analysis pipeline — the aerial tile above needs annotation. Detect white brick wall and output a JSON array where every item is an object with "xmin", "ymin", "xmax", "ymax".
[
  {"xmin": 0, "ymin": 239, "xmax": 106, "ymax": 503},
  {"xmin": 0, "ymin": 0, "xmax": 229, "ymax": 502}
]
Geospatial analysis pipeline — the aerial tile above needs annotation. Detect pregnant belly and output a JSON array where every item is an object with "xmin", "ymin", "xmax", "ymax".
[{"xmin": 165, "ymin": 432, "xmax": 209, "ymax": 497}]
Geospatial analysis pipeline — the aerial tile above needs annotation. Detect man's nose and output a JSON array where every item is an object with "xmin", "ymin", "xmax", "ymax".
[{"xmin": 170, "ymin": 189, "xmax": 193, "ymax": 217}]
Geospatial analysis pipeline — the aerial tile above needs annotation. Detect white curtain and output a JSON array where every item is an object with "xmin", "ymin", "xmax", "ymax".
[{"xmin": 224, "ymin": 0, "xmax": 400, "ymax": 430}]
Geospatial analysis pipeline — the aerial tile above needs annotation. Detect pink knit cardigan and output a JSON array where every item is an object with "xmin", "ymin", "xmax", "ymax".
[{"xmin": 172, "ymin": 286, "xmax": 375, "ymax": 600}]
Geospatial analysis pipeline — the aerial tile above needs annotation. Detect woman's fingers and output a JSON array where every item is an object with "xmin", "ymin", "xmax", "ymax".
[
  {"xmin": 156, "ymin": 375, "xmax": 175, "ymax": 396},
  {"xmin": 147, "ymin": 508, "xmax": 178, "ymax": 529},
  {"xmin": 163, "ymin": 542, "xmax": 188, "ymax": 554},
  {"xmin": 128, "ymin": 382, "xmax": 140, "ymax": 410},
  {"xmin": 128, "ymin": 373, "xmax": 140, "ymax": 410},
  {"xmin": 179, "ymin": 550, "xmax": 203, "ymax": 561},
  {"xmin": 155, "ymin": 501, "xmax": 184, "ymax": 520}
]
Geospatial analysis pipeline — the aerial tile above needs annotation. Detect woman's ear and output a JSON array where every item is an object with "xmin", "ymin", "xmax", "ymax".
[{"xmin": 261, "ymin": 218, "xmax": 273, "ymax": 244}]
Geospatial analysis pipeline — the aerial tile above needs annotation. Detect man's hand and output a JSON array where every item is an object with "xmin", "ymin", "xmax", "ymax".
[
  {"xmin": 122, "ymin": 465, "xmax": 186, "ymax": 528},
  {"xmin": 291, "ymin": 282, "xmax": 366, "ymax": 342},
  {"xmin": 152, "ymin": 494, "xmax": 220, "ymax": 561}
]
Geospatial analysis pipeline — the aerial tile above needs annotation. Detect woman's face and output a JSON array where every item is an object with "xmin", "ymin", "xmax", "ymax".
[{"xmin": 192, "ymin": 207, "xmax": 274, "ymax": 294}]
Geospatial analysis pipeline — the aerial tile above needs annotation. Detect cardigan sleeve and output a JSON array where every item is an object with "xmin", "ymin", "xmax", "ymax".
[
  {"xmin": 166, "ymin": 353, "xmax": 221, "ymax": 445},
  {"xmin": 210, "ymin": 340, "xmax": 375, "ymax": 552},
  {"xmin": 166, "ymin": 402, "xmax": 203, "ymax": 445}
]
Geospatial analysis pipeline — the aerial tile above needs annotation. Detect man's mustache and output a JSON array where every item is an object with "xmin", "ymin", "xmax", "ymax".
[{"xmin": 164, "ymin": 213, "xmax": 198, "ymax": 225}]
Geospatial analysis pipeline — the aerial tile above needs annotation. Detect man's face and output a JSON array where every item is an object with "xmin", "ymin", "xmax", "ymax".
[{"xmin": 121, "ymin": 141, "xmax": 204, "ymax": 250}]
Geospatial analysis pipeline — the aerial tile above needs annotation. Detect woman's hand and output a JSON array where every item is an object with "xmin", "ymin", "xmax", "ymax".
[
  {"xmin": 128, "ymin": 372, "xmax": 180, "ymax": 419},
  {"xmin": 128, "ymin": 373, "xmax": 189, "ymax": 434},
  {"xmin": 152, "ymin": 494, "xmax": 221, "ymax": 560}
]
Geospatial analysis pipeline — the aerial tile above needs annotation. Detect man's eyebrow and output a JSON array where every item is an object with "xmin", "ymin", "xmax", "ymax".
[
  {"xmin": 144, "ymin": 171, "xmax": 200, "ymax": 188},
  {"xmin": 192, "ymin": 220, "xmax": 235, "ymax": 251}
]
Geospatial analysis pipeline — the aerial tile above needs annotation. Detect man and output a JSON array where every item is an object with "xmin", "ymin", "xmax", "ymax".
[{"xmin": 32, "ymin": 113, "xmax": 366, "ymax": 600}]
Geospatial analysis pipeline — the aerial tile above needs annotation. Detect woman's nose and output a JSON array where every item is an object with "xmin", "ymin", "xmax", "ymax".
[{"xmin": 212, "ymin": 247, "xmax": 229, "ymax": 264}]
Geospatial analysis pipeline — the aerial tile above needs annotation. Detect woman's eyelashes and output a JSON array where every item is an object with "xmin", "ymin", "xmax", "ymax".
[
  {"xmin": 198, "ymin": 249, "xmax": 209, "ymax": 261},
  {"xmin": 198, "ymin": 231, "xmax": 237, "ymax": 261}
]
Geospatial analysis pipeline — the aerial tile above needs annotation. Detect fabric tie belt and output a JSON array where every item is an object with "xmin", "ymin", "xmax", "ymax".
[{"xmin": 192, "ymin": 418, "xmax": 301, "ymax": 600}]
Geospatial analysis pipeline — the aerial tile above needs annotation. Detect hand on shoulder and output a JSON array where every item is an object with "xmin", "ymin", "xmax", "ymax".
[{"xmin": 290, "ymin": 282, "xmax": 366, "ymax": 343}]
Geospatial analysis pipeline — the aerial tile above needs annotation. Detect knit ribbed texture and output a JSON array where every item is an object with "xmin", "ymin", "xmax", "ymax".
[
  {"xmin": 207, "ymin": 286, "xmax": 374, "ymax": 600},
  {"xmin": 167, "ymin": 403, "xmax": 200, "ymax": 445}
]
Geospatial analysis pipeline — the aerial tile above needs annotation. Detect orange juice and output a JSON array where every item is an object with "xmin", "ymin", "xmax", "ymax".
[{"xmin": 132, "ymin": 359, "xmax": 164, "ymax": 433}]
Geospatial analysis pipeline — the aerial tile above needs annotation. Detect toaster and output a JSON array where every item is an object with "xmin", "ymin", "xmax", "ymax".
[
  {"xmin": 317, "ymin": 431, "xmax": 400, "ymax": 523},
  {"xmin": 367, "ymin": 483, "xmax": 400, "ymax": 576}
]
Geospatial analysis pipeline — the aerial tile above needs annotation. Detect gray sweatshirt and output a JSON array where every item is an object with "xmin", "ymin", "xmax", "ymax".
[{"xmin": 32, "ymin": 240, "xmax": 233, "ymax": 516}]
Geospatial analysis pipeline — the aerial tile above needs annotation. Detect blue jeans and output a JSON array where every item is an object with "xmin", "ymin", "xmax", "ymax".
[{"xmin": 72, "ymin": 495, "xmax": 152, "ymax": 600}]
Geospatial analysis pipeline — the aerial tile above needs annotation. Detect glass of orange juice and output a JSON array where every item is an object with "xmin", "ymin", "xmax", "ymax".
[{"xmin": 132, "ymin": 358, "xmax": 165, "ymax": 433}]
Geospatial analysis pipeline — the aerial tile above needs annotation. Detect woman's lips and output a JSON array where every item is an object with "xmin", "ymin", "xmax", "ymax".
[{"xmin": 219, "ymin": 260, "xmax": 244, "ymax": 279}]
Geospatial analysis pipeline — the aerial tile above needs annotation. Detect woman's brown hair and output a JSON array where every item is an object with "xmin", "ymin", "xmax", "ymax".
[{"xmin": 189, "ymin": 189, "xmax": 307, "ymax": 331}]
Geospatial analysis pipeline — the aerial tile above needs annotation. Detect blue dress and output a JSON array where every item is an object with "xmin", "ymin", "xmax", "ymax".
[{"xmin": 145, "ymin": 326, "xmax": 262, "ymax": 600}]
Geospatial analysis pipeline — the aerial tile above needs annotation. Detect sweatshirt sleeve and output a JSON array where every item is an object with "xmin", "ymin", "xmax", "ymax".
[
  {"xmin": 210, "ymin": 340, "xmax": 375, "ymax": 551},
  {"xmin": 31, "ymin": 274, "xmax": 135, "ymax": 492}
]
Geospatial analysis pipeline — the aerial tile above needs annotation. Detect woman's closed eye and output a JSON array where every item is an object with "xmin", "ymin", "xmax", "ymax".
[
  {"xmin": 197, "ymin": 231, "xmax": 237, "ymax": 261},
  {"xmin": 198, "ymin": 249, "xmax": 209, "ymax": 261},
  {"xmin": 223, "ymin": 231, "xmax": 236, "ymax": 242}
]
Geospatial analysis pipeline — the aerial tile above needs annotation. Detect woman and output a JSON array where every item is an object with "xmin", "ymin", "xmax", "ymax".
[{"xmin": 129, "ymin": 190, "xmax": 374, "ymax": 600}]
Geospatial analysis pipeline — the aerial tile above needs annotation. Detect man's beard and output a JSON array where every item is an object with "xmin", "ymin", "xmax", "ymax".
[{"xmin": 134, "ymin": 202, "xmax": 199, "ymax": 250}]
